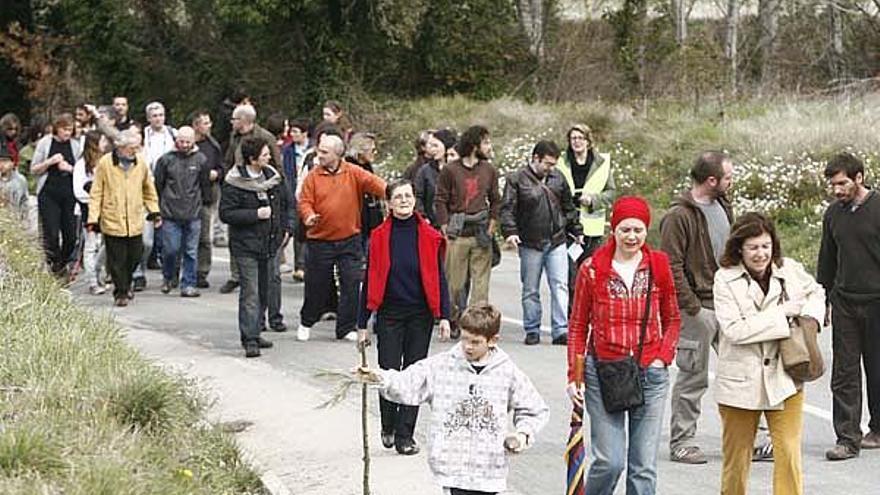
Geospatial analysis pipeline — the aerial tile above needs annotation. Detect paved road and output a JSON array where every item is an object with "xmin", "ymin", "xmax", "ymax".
[{"xmin": 77, "ymin": 251, "xmax": 879, "ymax": 494}]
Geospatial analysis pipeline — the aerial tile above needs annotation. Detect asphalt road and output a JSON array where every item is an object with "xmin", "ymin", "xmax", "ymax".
[{"xmin": 76, "ymin": 251, "xmax": 879, "ymax": 494}]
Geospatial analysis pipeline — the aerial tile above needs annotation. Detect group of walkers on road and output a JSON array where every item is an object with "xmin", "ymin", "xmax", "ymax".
[{"xmin": 3, "ymin": 94, "xmax": 879, "ymax": 495}]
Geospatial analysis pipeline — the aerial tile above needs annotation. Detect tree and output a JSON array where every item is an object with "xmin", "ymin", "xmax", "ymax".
[
  {"xmin": 671, "ymin": 0, "xmax": 687, "ymax": 45},
  {"xmin": 516, "ymin": 0, "xmax": 550, "ymax": 62},
  {"xmin": 756, "ymin": 0, "xmax": 782, "ymax": 88},
  {"xmin": 724, "ymin": 0, "xmax": 739, "ymax": 95}
]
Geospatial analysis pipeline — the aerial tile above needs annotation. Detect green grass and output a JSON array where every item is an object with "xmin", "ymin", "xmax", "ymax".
[{"xmin": 0, "ymin": 213, "xmax": 267, "ymax": 495}]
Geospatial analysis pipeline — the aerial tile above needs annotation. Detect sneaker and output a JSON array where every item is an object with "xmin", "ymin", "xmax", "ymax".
[
  {"xmin": 670, "ymin": 446, "xmax": 708, "ymax": 464},
  {"xmin": 381, "ymin": 431, "xmax": 395, "ymax": 449},
  {"xmin": 257, "ymin": 336, "xmax": 274, "ymax": 349},
  {"xmin": 196, "ymin": 275, "xmax": 210, "ymax": 289},
  {"xmin": 132, "ymin": 277, "xmax": 147, "ymax": 292},
  {"xmin": 752, "ymin": 439, "xmax": 774, "ymax": 462},
  {"xmin": 279, "ymin": 263, "xmax": 294, "ymax": 274},
  {"xmin": 826, "ymin": 444, "xmax": 858, "ymax": 461},
  {"xmin": 180, "ymin": 287, "xmax": 201, "ymax": 298},
  {"xmin": 270, "ymin": 323, "xmax": 288, "ymax": 333},
  {"xmin": 244, "ymin": 342, "xmax": 261, "ymax": 358},
  {"xmin": 524, "ymin": 333, "xmax": 541, "ymax": 346},
  {"xmin": 343, "ymin": 331, "xmax": 358, "ymax": 341},
  {"xmin": 395, "ymin": 439, "xmax": 420, "ymax": 456},
  {"xmin": 161, "ymin": 281, "xmax": 172, "ymax": 294},
  {"xmin": 297, "ymin": 324, "xmax": 311, "ymax": 342},
  {"xmin": 114, "ymin": 296, "xmax": 129, "ymax": 307},
  {"xmin": 862, "ymin": 431, "xmax": 880, "ymax": 449},
  {"xmin": 292, "ymin": 269, "xmax": 305, "ymax": 282},
  {"xmin": 219, "ymin": 280, "xmax": 239, "ymax": 294},
  {"xmin": 321, "ymin": 311, "xmax": 337, "ymax": 321},
  {"xmin": 552, "ymin": 334, "xmax": 568, "ymax": 345},
  {"xmin": 89, "ymin": 285, "xmax": 106, "ymax": 296}
]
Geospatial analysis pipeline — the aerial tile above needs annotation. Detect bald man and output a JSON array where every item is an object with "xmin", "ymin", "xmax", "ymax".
[
  {"xmin": 297, "ymin": 133, "xmax": 387, "ymax": 341},
  {"xmin": 154, "ymin": 125, "xmax": 213, "ymax": 297}
]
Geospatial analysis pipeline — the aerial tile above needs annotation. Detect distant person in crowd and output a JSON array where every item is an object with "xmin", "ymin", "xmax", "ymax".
[
  {"xmin": 17, "ymin": 115, "xmax": 50, "ymax": 181},
  {"xmin": 0, "ymin": 146, "xmax": 29, "ymax": 226},
  {"xmin": 219, "ymin": 103, "xmax": 281, "ymax": 295},
  {"xmin": 661, "ymin": 151, "xmax": 735, "ymax": 465},
  {"xmin": 353, "ymin": 303, "xmax": 549, "ymax": 495},
  {"xmin": 714, "ymin": 212, "xmax": 824, "ymax": 494},
  {"xmin": 216, "ymin": 88, "xmax": 250, "ymax": 154},
  {"xmin": 113, "ymin": 96, "xmax": 136, "ymax": 131},
  {"xmin": 434, "ymin": 125, "xmax": 500, "ymax": 339},
  {"xmin": 73, "ymin": 130, "xmax": 110, "ymax": 295},
  {"xmin": 30, "ymin": 113, "xmax": 82, "ymax": 277},
  {"xmin": 0, "ymin": 112, "xmax": 22, "ymax": 167},
  {"xmin": 74, "ymin": 104, "xmax": 96, "ymax": 141},
  {"xmin": 568, "ymin": 196, "xmax": 681, "ymax": 495},
  {"xmin": 219, "ymin": 136, "xmax": 292, "ymax": 357},
  {"xmin": 191, "ymin": 110, "xmax": 224, "ymax": 289},
  {"xmin": 501, "ymin": 140, "xmax": 582, "ymax": 346},
  {"xmin": 321, "ymin": 99, "xmax": 353, "ymax": 142},
  {"xmin": 87, "ymin": 129, "xmax": 160, "ymax": 307},
  {"xmin": 357, "ymin": 179, "xmax": 451, "ymax": 456},
  {"xmin": 297, "ymin": 133, "xmax": 386, "ymax": 342},
  {"xmin": 817, "ymin": 152, "xmax": 880, "ymax": 460},
  {"xmin": 153, "ymin": 126, "xmax": 211, "ymax": 297},
  {"xmin": 414, "ymin": 128, "xmax": 457, "ymax": 228},
  {"xmin": 402, "ymin": 130, "xmax": 432, "ymax": 181},
  {"xmin": 346, "ymin": 132, "xmax": 385, "ymax": 251},
  {"xmin": 284, "ymin": 118, "xmax": 309, "ymax": 282}
]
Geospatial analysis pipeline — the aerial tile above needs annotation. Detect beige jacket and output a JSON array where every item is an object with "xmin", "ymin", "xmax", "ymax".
[
  {"xmin": 713, "ymin": 258, "xmax": 825, "ymax": 410},
  {"xmin": 87, "ymin": 152, "xmax": 159, "ymax": 237}
]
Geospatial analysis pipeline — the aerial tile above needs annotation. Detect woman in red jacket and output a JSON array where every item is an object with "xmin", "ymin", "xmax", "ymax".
[
  {"xmin": 567, "ymin": 196, "xmax": 681, "ymax": 495},
  {"xmin": 357, "ymin": 179, "xmax": 451, "ymax": 456}
]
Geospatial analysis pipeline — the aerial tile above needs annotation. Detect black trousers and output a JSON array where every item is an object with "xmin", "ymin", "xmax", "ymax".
[
  {"xmin": 300, "ymin": 236, "xmax": 360, "ymax": 337},
  {"xmin": 831, "ymin": 295, "xmax": 880, "ymax": 451},
  {"xmin": 38, "ymin": 187, "xmax": 77, "ymax": 272},
  {"xmin": 376, "ymin": 304, "xmax": 433, "ymax": 442},
  {"xmin": 104, "ymin": 234, "xmax": 144, "ymax": 298}
]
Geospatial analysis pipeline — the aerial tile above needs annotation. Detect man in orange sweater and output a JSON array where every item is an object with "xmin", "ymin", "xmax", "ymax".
[{"xmin": 297, "ymin": 133, "xmax": 386, "ymax": 341}]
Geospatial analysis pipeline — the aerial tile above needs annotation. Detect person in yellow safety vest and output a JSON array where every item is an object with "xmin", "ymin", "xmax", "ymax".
[{"xmin": 556, "ymin": 124, "xmax": 615, "ymax": 261}]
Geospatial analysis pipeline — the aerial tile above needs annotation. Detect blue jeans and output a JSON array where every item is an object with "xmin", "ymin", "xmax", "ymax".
[
  {"xmin": 518, "ymin": 243, "xmax": 568, "ymax": 339},
  {"xmin": 161, "ymin": 218, "xmax": 200, "ymax": 289},
  {"xmin": 584, "ymin": 355, "xmax": 669, "ymax": 495}
]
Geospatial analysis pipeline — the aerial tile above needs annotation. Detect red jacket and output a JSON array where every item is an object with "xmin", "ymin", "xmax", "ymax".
[
  {"xmin": 567, "ymin": 242, "xmax": 681, "ymax": 382},
  {"xmin": 366, "ymin": 213, "xmax": 446, "ymax": 317}
]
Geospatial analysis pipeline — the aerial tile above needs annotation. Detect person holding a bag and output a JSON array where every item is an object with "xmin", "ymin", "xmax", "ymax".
[
  {"xmin": 713, "ymin": 212, "xmax": 825, "ymax": 495},
  {"xmin": 567, "ymin": 196, "xmax": 681, "ymax": 495}
]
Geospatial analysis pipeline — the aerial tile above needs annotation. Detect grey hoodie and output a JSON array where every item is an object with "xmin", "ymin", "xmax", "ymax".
[{"xmin": 378, "ymin": 343, "xmax": 549, "ymax": 493}]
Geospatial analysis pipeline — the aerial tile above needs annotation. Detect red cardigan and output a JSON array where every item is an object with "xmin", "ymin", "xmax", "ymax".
[
  {"xmin": 567, "ymin": 243, "xmax": 681, "ymax": 382},
  {"xmin": 366, "ymin": 212, "xmax": 446, "ymax": 317}
]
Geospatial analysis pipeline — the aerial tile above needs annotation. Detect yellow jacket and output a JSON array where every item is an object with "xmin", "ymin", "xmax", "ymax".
[{"xmin": 87, "ymin": 152, "xmax": 159, "ymax": 237}]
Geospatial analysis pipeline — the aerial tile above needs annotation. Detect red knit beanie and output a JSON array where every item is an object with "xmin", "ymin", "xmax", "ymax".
[{"xmin": 610, "ymin": 196, "xmax": 651, "ymax": 231}]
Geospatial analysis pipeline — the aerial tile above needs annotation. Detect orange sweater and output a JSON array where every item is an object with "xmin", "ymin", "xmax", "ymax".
[{"xmin": 298, "ymin": 161, "xmax": 387, "ymax": 241}]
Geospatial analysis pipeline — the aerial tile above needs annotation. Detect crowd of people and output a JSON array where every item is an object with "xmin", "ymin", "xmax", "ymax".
[{"xmin": 1, "ymin": 94, "xmax": 878, "ymax": 495}]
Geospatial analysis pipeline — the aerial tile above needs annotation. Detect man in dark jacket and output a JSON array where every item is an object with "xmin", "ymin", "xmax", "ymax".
[
  {"xmin": 220, "ymin": 136, "xmax": 293, "ymax": 357},
  {"xmin": 414, "ymin": 128, "xmax": 456, "ymax": 228},
  {"xmin": 660, "ymin": 151, "xmax": 734, "ymax": 464},
  {"xmin": 153, "ymin": 126, "xmax": 212, "ymax": 297},
  {"xmin": 191, "ymin": 110, "xmax": 224, "ymax": 288},
  {"xmin": 500, "ymin": 140, "xmax": 582, "ymax": 346}
]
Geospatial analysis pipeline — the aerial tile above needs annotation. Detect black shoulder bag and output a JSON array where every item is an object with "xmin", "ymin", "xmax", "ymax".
[{"xmin": 591, "ymin": 265, "xmax": 653, "ymax": 413}]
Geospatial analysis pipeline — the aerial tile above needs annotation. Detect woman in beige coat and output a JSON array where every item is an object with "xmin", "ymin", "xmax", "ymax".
[{"xmin": 713, "ymin": 212, "xmax": 825, "ymax": 495}]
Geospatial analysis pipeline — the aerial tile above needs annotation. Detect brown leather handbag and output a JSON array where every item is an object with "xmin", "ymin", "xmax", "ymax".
[{"xmin": 779, "ymin": 283, "xmax": 826, "ymax": 382}]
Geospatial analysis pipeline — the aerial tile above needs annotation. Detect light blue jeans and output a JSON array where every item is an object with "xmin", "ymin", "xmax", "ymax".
[
  {"xmin": 161, "ymin": 218, "xmax": 200, "ymax": 289},
  {"xmin": 518, "ymin": 243, "xmax": 568, "ymax": 339},
  {"xmin": 584, "ymin": 355, "xmax": 669, "ymax": 495}
]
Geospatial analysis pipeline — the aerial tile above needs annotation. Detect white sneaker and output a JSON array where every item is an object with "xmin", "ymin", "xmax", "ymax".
[
  {"xmin": 343, "ymin": 331, "xmax": 358, "ymax": 342},
  {"xmin": 279, "ymin": 263, "xmax": 294, "ymax": 274},
  {"xmin": 297, "ymin": 324, "xmax": 311, "ymax": 341}
]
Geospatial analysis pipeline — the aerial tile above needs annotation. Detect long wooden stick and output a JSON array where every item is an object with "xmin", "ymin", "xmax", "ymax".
[{"xmin": 360, "ymin": 346, "xmax": 371, "ymax": 495}]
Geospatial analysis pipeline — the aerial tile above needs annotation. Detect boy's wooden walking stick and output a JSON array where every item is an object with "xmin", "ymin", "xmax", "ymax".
[
  {"xmin": 360, "ymin": 344, "xmax": 371, "ymax": 495},
  {"xmin": 565, "ymin": 355, "xmax": 585, "ymax": 495}
]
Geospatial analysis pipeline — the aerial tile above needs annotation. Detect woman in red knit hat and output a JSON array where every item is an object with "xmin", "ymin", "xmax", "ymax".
[{"xmin": 566, "ymin": 195, "xmax": 681, "ymax": 495}]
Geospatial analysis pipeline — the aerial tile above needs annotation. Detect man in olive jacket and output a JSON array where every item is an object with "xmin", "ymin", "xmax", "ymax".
[
  {"xmin": 660, "ymin": 151, "xmax": 734, "ymax": 464},
  {"xmin": 500, "ymin": 140, "xmax": 582, "ymax": 346}
]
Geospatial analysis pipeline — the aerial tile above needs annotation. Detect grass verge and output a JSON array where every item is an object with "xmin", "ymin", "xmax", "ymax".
[{"xmin": 0, "ymin": 213, "xmax": 267, "ymax": 494}]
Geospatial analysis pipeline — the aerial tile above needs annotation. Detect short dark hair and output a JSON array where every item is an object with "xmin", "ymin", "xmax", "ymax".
[
  {"xmin": 824, "ymin": 152, "xmax": 864, "ymax": 181},
  {"xmin": 289, "ymin": 118, "xmax": 310, "ymax": 133},
  {"xmin": 386, "ymin": 179, "xmax": 413, "ymax": 201},
  {"xmin": 265, "ymin": 113, "xmax": 287, "ymax": 138},
  {"xmin": 459, "ymin": 303, "xmax": 502, "ymax": 340},
  {"xmin": 230, "ymin": 89, "xmax": 250, "ymax": 105},
  {"xmin": 240, "ymin": 136, "xmax": 268, "ymax": 165},
  {"xmin": 189, "ymin": 109, "xmax": 212, "ymax": 125},
  {"xmin": 720, "ymin": 212, "xmax": 783, "ymax": 269},
  {"xmin": 459, "ymin": 125, "xmax": 489, "ymax": 158},
  {"xmin": 532, "ymin": 140, "xmax": 560, "ymax": 160},
  {"xmin": 690, "ymin": 151, "xmax": 730, "ymax": 184},
  {"xmin": 313, "ymin": 122, "xmax": 341, "ymax": 143}
]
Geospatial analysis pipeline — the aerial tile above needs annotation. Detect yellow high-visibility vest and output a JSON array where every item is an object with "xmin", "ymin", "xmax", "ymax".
[{"xmin": 557, "ymin": 151, "xmax": 612, "ymax": 236}]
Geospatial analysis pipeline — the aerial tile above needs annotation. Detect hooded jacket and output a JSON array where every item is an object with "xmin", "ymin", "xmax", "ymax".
[
  {"xmin": 219, "ymin": 164, "xmax": 292, "ymax": 259},
  {"xmin": 659, "ymin": 191, "xmax": 734, "ymax": 315},
  {"xmin": 153, "ymin": 145, "xmax": 211, "ymax": 221},
  {"xmin": 378, "ymin": 344, "xmax": 549, "ymax": 493}
]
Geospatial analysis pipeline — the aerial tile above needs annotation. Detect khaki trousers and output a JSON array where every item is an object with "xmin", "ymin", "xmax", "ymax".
[
  {"xmin": 718, "ymin": 391, "xmax": 804, "ymax": 495},
  {"xmin": 445, "ymin": 236, "xmax": 491, "ymax": 322}
]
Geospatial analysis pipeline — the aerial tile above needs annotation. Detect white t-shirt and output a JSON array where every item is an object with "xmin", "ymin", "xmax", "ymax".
[{"xmin": 612, "ymin": 252, "xmax": 642, "ymax": 291}]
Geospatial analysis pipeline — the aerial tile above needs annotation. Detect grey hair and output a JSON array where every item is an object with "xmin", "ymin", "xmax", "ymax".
[
  {"xmin": 116, "ymin": 128, "xmax": 142, "ymax": 148},
  {"xmin": 145, "ymin": 101, "xmax": 165, "ymax": 116},
  {"xmin": 345, "ymin": 132, "xmax": 376, "ymax": 160},
  {"xmin": 321, "ymin": 134, "xmax": 345, "ymax": 156},
  {"xmin": 232, "ymin": 104, "xmax": 257, "ymax": 122}
]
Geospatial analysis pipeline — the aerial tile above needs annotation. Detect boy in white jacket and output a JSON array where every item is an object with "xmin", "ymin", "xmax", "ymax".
[{"xmin": 355, "ymin": 303, "xmax": 549, "ymax": 495}]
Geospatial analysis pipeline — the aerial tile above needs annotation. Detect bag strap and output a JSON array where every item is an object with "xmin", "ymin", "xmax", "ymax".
[{"xmin": 635, "ymin": 262, "xmax": 654, "ymax": 362}]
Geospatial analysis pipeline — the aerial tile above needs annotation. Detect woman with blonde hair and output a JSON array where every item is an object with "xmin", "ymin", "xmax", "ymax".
[{"xmin": 713, "ymin": 212, "xmax": 825, "ymax": 495}]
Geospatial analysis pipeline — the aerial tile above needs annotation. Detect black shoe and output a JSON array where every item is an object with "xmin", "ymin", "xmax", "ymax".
[
  {"xmin": 524, "ymin": 333, "xmax": 541, "ymax": 345},
  {"xmin": 147, "ymin": 257, "xmax": 161, "ymax": 270},
  {"xmin": 196, "ymin": 276, "xmax": 210, "ymax": 289},
  {"xmin": 381, "ymin": 431, "xmax": 395, "ymax": 449},
  {"xmin": 395, "ymin": 439, "xmax": 420, "ymax": 456},
  {"xmin": 449, "ymin": 322, "xmax": 461, "ymax": 340},
  {"xmin": 244, "ymin": 342, "xmax": 261, "ymax": 358},
  {"xmin": 219, "ymin": 280, "xmax": 239, "ymax": 294},
  {"xmin": 161, "ymin": 281, "xmax": 172, "ymax": 294},
  {"xmin": 133, "ymin": 277, "xmax": 146, "ymax": 292},
  {"xmin": 826, "ymin": 444, "xmax": 858, "ymax": 461},
  {"xmin": 170, "ymin": 278, "xmax": 179, "ymax": 289},
  {"xmin": 270, "ymin": 323, "xmax": 288, "ymax": 333},
  {"xmin": 257, "ymin": 337, "xmax": 274, "ymax": 349},
  {"xmin": 552, "ymin": 334, "xmax": 568, "ymax": 346}
]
